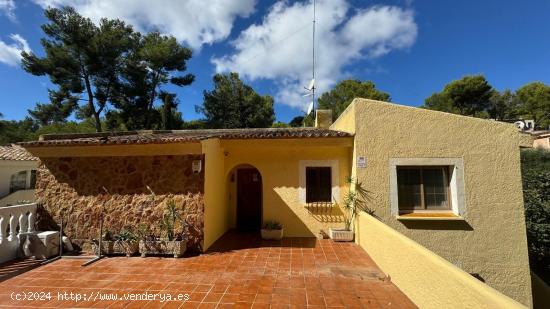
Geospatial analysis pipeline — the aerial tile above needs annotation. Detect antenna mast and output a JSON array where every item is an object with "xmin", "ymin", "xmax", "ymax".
[
  {"xmin": 301, "ymin": 0, "xmax": 317, "ymax": 126},
  {"xmin": 312, "ymin": 0, "xmax": 316, "ymax": 113}
]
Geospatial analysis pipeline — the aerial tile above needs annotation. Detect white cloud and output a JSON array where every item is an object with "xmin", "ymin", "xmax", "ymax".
[
  {"xmin": 0, "ymin": 0, "xmax": 16, "ymax": 21},
  {"xmin": 0, "ymin": 34, "xmax": 31, "ymax": 67},
  {"xmin": 213, "ymin": 0, "xmax": 417, "ymax": 110},
  {"xmin": 32, "ymin": 0, "xmax": 256, "ymax": 50}
]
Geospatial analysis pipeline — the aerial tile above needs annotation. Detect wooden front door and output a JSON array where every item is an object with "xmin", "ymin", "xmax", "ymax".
[{"xmin": 237, "ymin": 168, "xmax": 262, "ymax": 231}]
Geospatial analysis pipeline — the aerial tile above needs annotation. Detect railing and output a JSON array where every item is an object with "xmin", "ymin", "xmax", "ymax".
[{"xmin": 0, "ymin": 203, "xmax": 37, "ymax": 264}]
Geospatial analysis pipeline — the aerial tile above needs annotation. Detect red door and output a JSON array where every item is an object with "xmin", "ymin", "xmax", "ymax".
[{"xmin": 237, "ymin": 168, "xmax": 262, "ymax": 230}]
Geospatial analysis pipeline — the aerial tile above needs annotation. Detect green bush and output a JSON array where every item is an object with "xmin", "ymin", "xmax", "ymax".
[
  {"xmin": 521, "ymin": 149, "xmax": 550, "ymax": 283},
  {"xmin": 116, "ymin": 229, "xmax": 137, "ymax": 242},
  {"xmin": 262, "ymin": 220, "xmax": 282, "ymax": 230}
]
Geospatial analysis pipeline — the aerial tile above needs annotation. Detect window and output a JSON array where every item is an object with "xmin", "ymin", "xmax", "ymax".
[
  {"xmin": 390, "ymin": 158, "xmax": 466, "ymax": 218},
  {"xmin": 30, "ymin": 170, "xmax": 37, "ymax": 189},
  {"xmin": 299, "ymin": 160, "xmax": 339, "ymax": 204},
  {"xmin": 306, "ymin": 167, "xmax": 332, "ymax": 203},
  {"xmin": 10, "ymin": 171, "xmax": 27, "ymax": 193},
  {"xmin": 397, "ymin": 166, "xmax": 451, "ymax": 211}
]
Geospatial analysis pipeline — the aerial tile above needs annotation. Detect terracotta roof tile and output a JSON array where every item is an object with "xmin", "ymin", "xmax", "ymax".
[
  {"xmin": 20, "ymin": 128, "xmax": 352, "ymax": 147},
  {"xmin": 0, "ymin": 145, "xmax": 38, "ymax": 161}
]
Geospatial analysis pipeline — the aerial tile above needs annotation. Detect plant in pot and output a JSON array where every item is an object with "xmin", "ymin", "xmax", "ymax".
[
  {"xmin": 139, "ymin": 200, "xmax": 189, "ymax": 258},
  {"xmin": 138, "ymin": 222, "xmax": 162, "ymax": 257},
  {"xmin": 261, "ymin": 220, "xmax": 283, "ymax": 240},
  {"xmin": 94, "ymin": 230, "xmax": 114, "ymax": 255},
  {"xmin": 114, "ymin": 229, "xmax": 139, "ymax": 257},
  {"xmin": 329, "ymin": 177, "xmax": 371, "ymax": 241}
]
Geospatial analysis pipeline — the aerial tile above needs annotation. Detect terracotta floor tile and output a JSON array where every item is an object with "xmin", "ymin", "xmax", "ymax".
[
  {"xmin": 270, "ymin": 304, "xmax": 290, "ymax": 309},
  {"xmin": 193, "ymin": 284, "xmax": 212, "ymax": 293},
  {"xmin": 0, "ymin": 232, "xmax": 416, "ymax": 309},
  {"xmin": 202, "ymin": 292, "xmax": 223, "ymax": 303},
  {"xmin": 237, "ymin": 293, "xmax": 256, "ymax": 302},
  {"xmin": 306, "ymin": 292, "xmax": 325, "ymax": 306},
  {"xmin": 123, "ymin": 299, "xmax": 151, "ymax": 308},
  {"xmin": 180, "ymin": 301, "xmax": 200, "ymax": 308},
  {"xmin": 160, "ymin": 301, "xmax": 182, "ymax": 309},
  {"xmin": 210, "ymin": 284, "xmax": 228, "ymax": 293},
  {"xmin": 254, "ymin": 293, "xmax": 271, "ymax": 303},
  {"xmin": 188, "ymin": 292, "xmax": 207, "ymax": 303},
  {"xmin": 148, "ymin": 282, "xmax": 169, "ymax": 291},
  {"xmin": 232, "ymin": 301, "xmax": 253, "ymax": 309},
  {"xmin": 220, "ymin": 293, "xmax": 239, "ymax": 304},
  {"xmin": 106, "ymin": 300, "xmax": 132, "ymax": 308}
]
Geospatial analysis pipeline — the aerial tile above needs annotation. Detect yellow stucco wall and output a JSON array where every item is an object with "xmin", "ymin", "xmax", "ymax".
[
  {"xmin": 219, "ymin": 138, "xmax": 352, "ymax": 239},
  {"xmin": 201, "ymin": 138, "xmax": 228, "ymax": 250},
  {"xmin": 332, "ymin": 98, "xmax": 532, "ymax": 306},
  {"xmin": 357, "ymin": 212, "xmax": 526, "ymax": 309}
]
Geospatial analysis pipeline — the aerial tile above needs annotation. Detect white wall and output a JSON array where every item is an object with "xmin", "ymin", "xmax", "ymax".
[
  {"xmin": 0, "ymin": 189, "xmax": 35, "ymax": 206},
  {"xmin": 0, "ymin": 160, "xmax": 38, "ymax": 198}
]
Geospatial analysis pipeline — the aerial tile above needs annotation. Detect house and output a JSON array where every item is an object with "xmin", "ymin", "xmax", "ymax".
[
  {"xmin": 532, "ymin": 131, "xmax": 550, "ymax": 150},
  {"xmin": 0, "ymin": 144, "xmax": 38, "ymax": 206},
  {"xmin": 509, "ymin": 119, "xmax": 550, "ymax": 150},
  {"xmin": 20, "ymin": 99, "xmax": 533, "ymax": 306}
]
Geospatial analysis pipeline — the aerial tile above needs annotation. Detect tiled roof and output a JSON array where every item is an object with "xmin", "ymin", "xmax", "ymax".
[
  {"xmin": 0, "ymin": 145, "xmax": 38, "ymax": 161},
  {"xmin": 20, "ymin": 128, "xmax": 352, "ymax": 147},
  {"xmin": 529, "ymin": 130, "xmax": 550, "ymax": 138}
]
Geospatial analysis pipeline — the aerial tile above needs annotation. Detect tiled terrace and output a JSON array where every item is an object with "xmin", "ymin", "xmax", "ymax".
[{"xmin": 0, "ymin": 232, "xmax": 415, "ymax": 308}]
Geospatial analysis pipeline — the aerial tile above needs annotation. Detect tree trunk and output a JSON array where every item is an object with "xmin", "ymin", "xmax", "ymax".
[
  {"xmin": 83, "ymin": 72, "xmax": 102, "ymax": 132},
  {"xmin": 93, "ymin": 111, "xmax": 102, "ymax": 132},
  {"xmin": 145, "ymin": 74, "xmax": 159, "ymax": 129}
]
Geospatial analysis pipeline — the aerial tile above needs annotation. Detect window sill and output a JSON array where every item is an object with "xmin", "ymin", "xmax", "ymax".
[{"xmin": 396, "ymin": 212, "xmax": 464, "ymax": 221}]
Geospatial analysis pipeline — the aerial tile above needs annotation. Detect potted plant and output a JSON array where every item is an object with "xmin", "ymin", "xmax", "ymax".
[
  {"xmin": 261, "ymin": 220, "xmax": 283, "ymax": 240},
  {"xmin": 93, "ymin": 230, "xmax": 114, "ymax": 255},
  {"xmin": 139, "ymin": 200, "xmax": 189, "ymax": 258},
  {"xmin": 329, "ymin": 177, "xmax": 371, "ymax": 242},
  {"xmin": 114, "ymin": 229, "xmax": 139, "ymax": 257},
  {"xmin": 137, "ymin": 223, "xmax": 155, "ymax": 255}
]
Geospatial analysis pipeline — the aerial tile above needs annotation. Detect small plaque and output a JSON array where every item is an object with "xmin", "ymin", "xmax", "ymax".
[
  {"xmin": 357, "ymin": 156, "xmax": 367, "ymax": 168},
  {"xmin": 192, "ymin": 160, "xmax": 202, "ymax": 173}
]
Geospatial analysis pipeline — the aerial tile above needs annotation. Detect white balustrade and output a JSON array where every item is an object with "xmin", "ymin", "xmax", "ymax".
[{"xmin": 0, "ymin": 203, "xmax": 37, "ymax": 264}]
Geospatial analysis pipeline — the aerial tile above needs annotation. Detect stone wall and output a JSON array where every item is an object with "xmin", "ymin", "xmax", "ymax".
[{"xmin": 36, "ymin": 155, "xmax": 204, "ymax": 251}]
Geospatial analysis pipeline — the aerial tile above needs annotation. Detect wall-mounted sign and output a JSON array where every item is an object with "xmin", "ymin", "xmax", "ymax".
[
  {"xmin": 357, "ymin": 156, "xmax": 367, "ymax": 168},
  {"xmin": 192, "ymin": 160, "xmax": 202, "ymax": 173}
]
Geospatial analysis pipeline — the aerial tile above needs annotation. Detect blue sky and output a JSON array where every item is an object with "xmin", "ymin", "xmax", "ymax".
[{"xmin": 1, "ymin": 0, "xmax": 549, "ymax": 123}]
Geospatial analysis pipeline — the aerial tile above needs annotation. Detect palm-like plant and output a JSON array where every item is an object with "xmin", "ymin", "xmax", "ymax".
[
  {"xmin": 342, "ymin": 177, "xmax": 372, "ymax": 231},
  {"xmin": 161, "ymin": 199, "xmax": 182, "ymax": 241}
]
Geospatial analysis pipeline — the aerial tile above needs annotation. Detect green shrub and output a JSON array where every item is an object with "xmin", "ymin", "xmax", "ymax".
[
  {"xmin": 262, "ymin": 220, "xmax": 282, "ymax": 230},
  {"xmin": 521, "ymin": 149, "xmax": 550, "ymax": 283},
  {"xmin": 116, "ymin": 229, "xmax": 137, "ymax": 242}
]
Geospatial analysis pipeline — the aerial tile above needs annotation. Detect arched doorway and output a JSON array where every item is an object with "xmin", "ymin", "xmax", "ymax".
[{"xmin": 234, "ymin": 166, "xmax": 262, "ymax": 231}]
